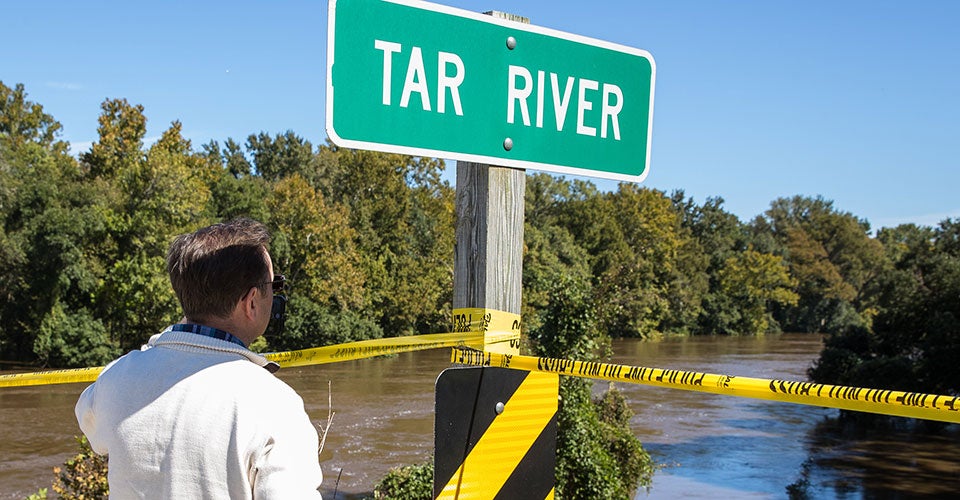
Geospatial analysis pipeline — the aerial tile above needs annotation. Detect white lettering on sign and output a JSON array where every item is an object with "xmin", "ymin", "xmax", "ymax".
[
  {"xmin": 374, "ymin": 39, "xmax": 465, "ymax": 116},
  {"xmin": 437, "ymin": 52, "xmax": 465, "ymax": 115},
  {"xmin": 401, "ymin": 46, "xmax": 431, "ymax": 111},
  {"xmin": 577, "ymin": 78, "xmax": 598, "ymax": 136},
  {"xmin": 601, "ymin": 84, "xmax": 623, "ymax": 140},
  {"xmin": 551, "ymin": 73, "xmax": 574, "ymax": 132},
  {"xmin": 506, "ymin": 65, "xmax": 622, "ymax": 140},
  {"xmin": 374, "ymin": 40, "xmax": 402, "ymax": 106},
  {"xmin": 507, "ymin": 65, "xmax": 533, "ymax": 126},
  {"xmin": 536, "ymin": 70, "xmax": 545, "ymax": 128}
]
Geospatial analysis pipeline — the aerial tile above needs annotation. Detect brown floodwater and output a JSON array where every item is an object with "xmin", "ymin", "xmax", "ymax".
[{"xmin": 1, "ymin": 334, "xmax": 957, "ymax": 498}]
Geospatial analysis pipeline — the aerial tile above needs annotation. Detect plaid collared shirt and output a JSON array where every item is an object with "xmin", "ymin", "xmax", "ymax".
[{"xmin": 167, "ymin": 323, "xmax": 247, "ymax": 348}]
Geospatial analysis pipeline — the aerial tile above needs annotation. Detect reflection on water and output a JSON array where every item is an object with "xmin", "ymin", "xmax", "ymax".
[
  {"xmin": 611, "ymin": 335, "xmax": 836, "ymax": 499},
  {"xmin": 801, "ymin": 417, "xmax": 960, "ymax": 498},
  {"xmin": 1, "ymin": 334, "xmax": 957, "ymax": 499},
  {"xmin": 612, "ymin": 335, "xmax": 960, "ymax": 499}
]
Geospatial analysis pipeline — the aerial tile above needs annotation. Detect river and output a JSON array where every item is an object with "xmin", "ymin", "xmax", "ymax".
[{"xmin": 1, "ymin": 333, "xmax": 958, "ymax": 498}]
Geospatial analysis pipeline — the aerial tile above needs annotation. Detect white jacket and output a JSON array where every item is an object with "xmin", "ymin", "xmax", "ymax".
[{"xmin": 76, "ymin": 329, "xmax": 323, "ymax": 499}]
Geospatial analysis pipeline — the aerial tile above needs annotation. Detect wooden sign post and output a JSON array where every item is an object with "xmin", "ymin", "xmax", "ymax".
[{"xmin": 453, "ymin": 12, "xmax": 529, "ymax": 355}]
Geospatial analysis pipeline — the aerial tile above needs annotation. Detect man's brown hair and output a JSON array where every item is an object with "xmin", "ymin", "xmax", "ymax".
[{"xmin": 166, "ymin": 218, "xmax": 271, "ymax": 320}]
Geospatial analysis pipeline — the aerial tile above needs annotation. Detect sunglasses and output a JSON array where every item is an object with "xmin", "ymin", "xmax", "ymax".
[{"xmin": 255, "ymin": 274, "xmax": 286, "ymax": 294}]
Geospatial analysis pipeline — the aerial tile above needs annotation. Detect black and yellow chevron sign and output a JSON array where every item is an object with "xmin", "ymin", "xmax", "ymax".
[{"xmin": 434, "ymin": 367, "xmax": 559, "ymax": 499}]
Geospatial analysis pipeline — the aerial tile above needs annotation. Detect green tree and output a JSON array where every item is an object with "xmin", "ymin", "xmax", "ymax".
[
  {"xmin": 531, "ymin": 275, "xmax": 654, "ymax": 499},
  {"xmin": 201, "ymin": 139, "xmax": 270, "ymax": 222},
  {"xmin": 271, "ymin": 295, "xmax": 382, "ymax": 351},
  {"xmin": 118, "ymin": 121, "xmax": 212, "ymax": 254},
  {"xmin": 753, "ymin": 195, "xmax": 886, "ymax": 333},
  {"xmin": 717, "ymin": 248, "xmax": 799, "ymax": 334},
  {"xmin": 246, "ymin": 130, "xmax": 316, "ymax": 182},
  {"xmin": 12, "ymin": 185, "xmax": 117, "ymax": 364},
  {"xmin": 33, "ymin": 301, "xmax": 116, "ymax": 368},
  {"xmin": 525, "ymin": 172, "xmax": 576, "ymax": 229},
  {"xmin": 267, "ymin": 174, "xmax": 364, "ymax": 310},
  {"xmin": 80, "ymin": 98, "xmax": 146, "ymax": 179},
  {"xmin": 90, "ymin": 118, "xmax": 212, "ymax": 350},
  {"xmin": 672, "ymin": 193, "xmax": 753, "ymax": 334},
  {"xmin": 222, "ymin": 137, "xmax": 253, "ymax": 177},
  {"xmin": 563, "ymin": 184, "xmax": 690, "ymax": 338},
  {"xmin": 522, "ymin": 223, "xmax": 591, "ymax": 335},
  {"xmin": 523, "ymin": 174, "xmax": 591, "ymax": 335},
  {"xmin": 324, "ymin": 146, "xmax": 454, "ymax": 335},
  {"xmin": 0, "ymin": 85, "xmax": 118, "ymax": 363},
  {"xmin": 810, "ymin": 220, "xmax": 960, "ymax": 398},
  {"xmin": 84, "ymin": 114, "xmax": 211, "ymax": 350},
  {"xmin": 0, "ymin": 81, "xmax": 67, "ymax": 154}
]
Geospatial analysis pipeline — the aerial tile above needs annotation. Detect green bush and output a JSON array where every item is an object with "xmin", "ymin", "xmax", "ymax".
[
  {"xmin": 33, "ymin": 303, "xmax": 118, "ymax": 368},
  {"xmin": 33, "ymin": 436, "xmax": 109, "ymax": 500},
  {"xmin": 370, "ymin": 460, "xmax": 433, "ymax": 500},
  {"xmin": 536, "ymin": 277, "xmax": 655, "ymax": 499},
  {"xmin": 269, "ymin": 295, "xmax": 383, "ymax": 351},
  {"xmin": 595, "ymin": 383, "xmax": 655, "ymax": 493},
  {"xmin": 554, "ymin": 378, "xmax": 654, "ymax": 499},
  {"xmin": 555, "ymin": 378, "xmax": 626, "ymax": 499}
]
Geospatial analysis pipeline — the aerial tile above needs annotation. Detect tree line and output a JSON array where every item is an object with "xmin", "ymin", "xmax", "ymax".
[{"xmin": 2, "ymin": 81, "xmax": 958, "ymax": 399}]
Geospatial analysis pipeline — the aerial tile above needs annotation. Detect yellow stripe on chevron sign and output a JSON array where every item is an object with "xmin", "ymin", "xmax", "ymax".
[{"xmin": 434, "ymin": 367, "xmax": 558, "ymax": 500}]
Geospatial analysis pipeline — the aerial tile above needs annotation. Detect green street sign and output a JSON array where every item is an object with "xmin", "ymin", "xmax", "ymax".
[{"xmin": 326, "ymin": 0, "xmax": 656, "ymax": 182}]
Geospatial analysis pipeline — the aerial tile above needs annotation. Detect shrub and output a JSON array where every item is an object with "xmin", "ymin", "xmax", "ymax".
[
  {"xmin": 555, "ymin": 377, "xmax": 626, "ymax": 499},
  {"xmin": 595, "ymin": 383, "xmax": 655, "ymax": 493},
  {"xmin": 536, "ymin": 277, "xmax": 655, "ymax": 499},
  {"xmin": 40, "ymin": 435, "xmax": 109, "ymax": 500},
  {"xmin": 33, "ymin": 304, "xmax": 118, "ymax": 368},
  {"xmin": 269, "ymin": 295, "xmax": 383, "ymax": 351},
  {"xmin": 370, "ymin": 460, "xmax": 433, "ymax": 500},
  {"xmin": 554, "ymin": 378, "xmax": 654, "ymax": 499}
]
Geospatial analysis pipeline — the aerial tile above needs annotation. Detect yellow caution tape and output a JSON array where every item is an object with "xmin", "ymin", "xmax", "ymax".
[
  {"xmin": 265, "ymin": 330, "xmax": 516, "ymax": 369},
  {"xmin": 452, "ymin": 308, "xmax": 522, "ymax": 355},
  {"xmin": 451, "ymin": 308, "xmax": 521, "ymax": 335},
  {"xmin": 0, "ymin": 329, "xmax": 522, "ymax": 388},
  {"xmin": 450, "ymin": 348, "xmax": 960, "ymax": 424},
  {"xmin": 0, "ymin": 367, "xmax": 104, "ymax": 388}
]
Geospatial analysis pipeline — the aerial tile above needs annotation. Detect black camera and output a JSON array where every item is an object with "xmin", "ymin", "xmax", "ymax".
[{"xmin": 266, "ymin": 294, "xmax": 287, "ymax": 337}]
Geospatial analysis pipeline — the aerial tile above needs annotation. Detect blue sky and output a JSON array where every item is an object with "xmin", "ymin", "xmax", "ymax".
[{"xmin": 4, "ymin": 1, "xmax": 958, "ymax": 230}]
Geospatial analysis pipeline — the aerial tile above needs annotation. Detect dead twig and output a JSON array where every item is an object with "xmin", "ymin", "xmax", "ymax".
[{"xmin": 317, "ymin": 380, "xmax": 335, "ymax": 456}]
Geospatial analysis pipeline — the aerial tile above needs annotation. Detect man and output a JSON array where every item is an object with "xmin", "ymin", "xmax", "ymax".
[{"xmin": 76, "ymin": 218, "xmax": 323, "ymax": 499}]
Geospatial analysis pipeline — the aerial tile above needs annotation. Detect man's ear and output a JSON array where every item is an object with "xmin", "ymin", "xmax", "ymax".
[{"xmin": 240, "ymin": 286, "xmax": 259, "ymax": 320}]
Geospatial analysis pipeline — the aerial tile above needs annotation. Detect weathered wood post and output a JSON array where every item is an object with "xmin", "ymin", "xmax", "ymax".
[{"xmin": 452, "ymin": 11, "xmax": 530, "ymax": 356}]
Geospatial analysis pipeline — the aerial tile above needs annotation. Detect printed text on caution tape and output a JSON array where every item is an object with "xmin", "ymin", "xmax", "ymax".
[{"xmin": 450, "ymin": 348, "xmax": 960, "ymax": 424}]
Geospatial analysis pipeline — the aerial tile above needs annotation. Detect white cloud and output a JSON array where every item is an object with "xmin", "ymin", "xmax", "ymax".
[
  {"xmin": 67, "ymin": 141, "xmax": 93, "ymax": 157},
  {"xmin": 45, "ymin": 81, "xmax": 82, "ymax": 91}
]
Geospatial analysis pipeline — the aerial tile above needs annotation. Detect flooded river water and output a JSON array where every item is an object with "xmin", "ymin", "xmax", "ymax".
[{"xmin": 1, "ymin": 333, "xmax": 958, "ymax": 498}]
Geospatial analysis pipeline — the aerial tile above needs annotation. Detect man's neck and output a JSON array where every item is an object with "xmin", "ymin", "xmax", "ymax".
[
  {"xmin": 171, "ymin": 323, "xmax": 247, "ymax": 348},
  {"xmin": 183, "ymin": 317, "xmax": 254, "ymax": 344}
]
